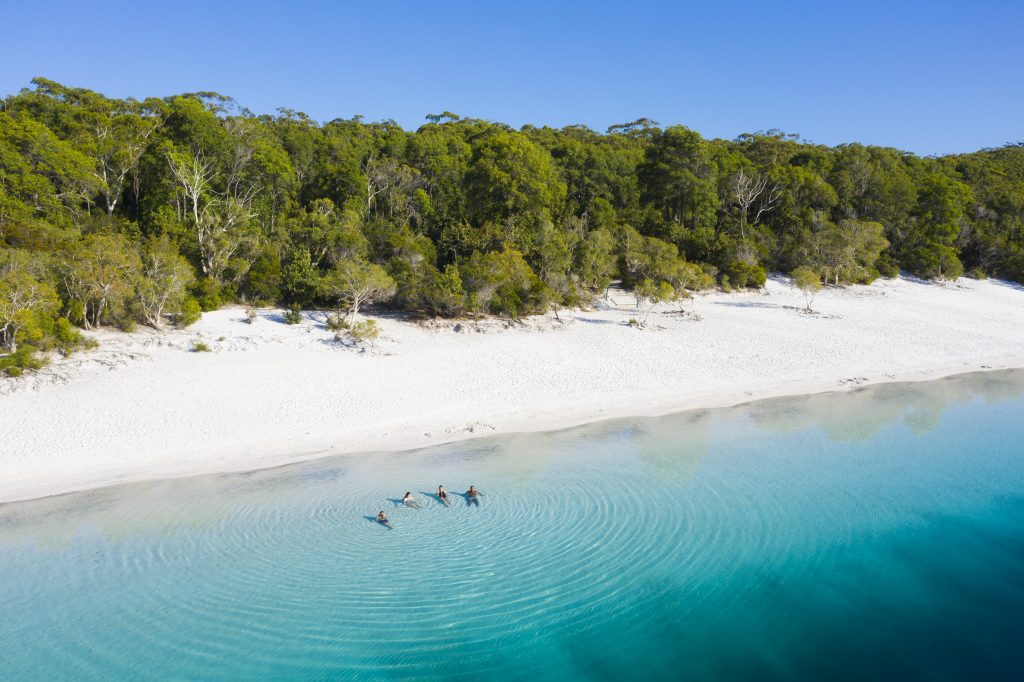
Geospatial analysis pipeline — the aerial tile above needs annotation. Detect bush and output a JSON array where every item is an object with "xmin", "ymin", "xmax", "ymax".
[
  {"xmin": 348, "ymin": 319, "xmax": 380, "ymax": 343},
  {"xmin": 29, "ymin": 317, "xmax": 94, "ymax": 358},
  {"xmin": 245, "ymin": 250, "xmax": 283, "ymax": 304},
  {"xmin": 283, "ymin": 304, "xmax": 303, "ymax": 325},
  {"xmin": 722, "ymin": 261, "xmax": 766, "ymax": 289},
  {"xmin": 904, "ymin": 243, "xmax": 963, "ymax": 280},
  {"xmin": 281, "ymin": 248, "xmax": 320, "ymax": 304},
  {"xmin": 176, "ymin": 297, "xmax": 202, "ymax": 328},
  {"xmin": 192, "ymin": 278, "xmax": 223, "ymax": 311},
  {"xmin": 0, "ymin": 346, "xmax": 47, "ymax": 376},
  {"xmin": 325, "ymin": 312, "xmax": 347, "ymax": 331},
  {"xmin": 245, "ymin": 308, "xmax": 258, "ymax": 324},
  {"xmin": 191, "ymin": 341, "xmax": 211, "ymax": 352},
  {"xmin": 967, "ymin": 267, "xmax": 987, "ymax": 280},
  {"xmin": 334, "ymin": 318, "xmax": 381, "ymax": 347},
  {"xmin": 876, "ymin": 254, "xmax": 899, "ymax": 278}
]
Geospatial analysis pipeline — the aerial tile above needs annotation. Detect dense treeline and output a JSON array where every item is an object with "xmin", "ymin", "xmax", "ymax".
[{"xmin": 2, "ymin": 78, "xmax": 1024, "ymax": 372}]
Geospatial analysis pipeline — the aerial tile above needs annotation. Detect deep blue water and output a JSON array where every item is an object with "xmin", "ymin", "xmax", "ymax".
[{"xmin": 2, "ymin": 370, "xmax": 1024, "ymax": 680}]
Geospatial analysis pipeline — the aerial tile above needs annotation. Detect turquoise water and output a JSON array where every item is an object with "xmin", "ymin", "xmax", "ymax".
[{"xmin": 3, "ymin": 371, "xmax": 1024, "ymax": 680}]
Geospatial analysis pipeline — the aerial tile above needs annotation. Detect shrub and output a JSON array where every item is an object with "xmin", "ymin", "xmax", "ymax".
[
  {"xmin": 176, "ymin": 297, "xmax": 202, "ymax": 328},
  {"xmin": 245, "ymin": 249, "xmax": 283, "ymax": 304},
  {"xmin": 191, "ymin": 341, "xmax": 211, "ymax": 352},
  {"xmin": 281, "ymin": 248, "xmax": 320, "ymax": 304},
  {"xmin": 876, "ymin": 254, "xmax": 899, "ymax": 278},
  {"xmin": 720, "ymin": 261, "xmax": 770, "ymax": 288},
  {"xmin": 348, "ymin": 319, "xmax": 380, "ymax": 343},
  {"xmin": 245, "ymin": 308, "xmax": 258, "ymax": 324},
  {"xmin": 0, "ymin": 346, "xmax": 47, "ymax": 376},
  {"xmin": 192, "ymin": 278, "xmax": 223, "ymax": 311},
  {"xmin": 723, "ymin": 261, "xmax": 766, "ymax": 289},
  {"xmin": 29, "ymin": 317, "xmax": 93, "ymax": 358},
  {"xmin": 325, "ymin": 312, "xmax": 347, "ymax": 331},
  {"xmin": 335, "ymin": 318, "xmax": 381, "ymax": 347},
  {"xmin": 967, "ymin": 267, "xmax": 987, "ymax": 280},
  {"xmin": 283, "ymin": 304, "xmax": 303, "ymax": 325},
  {"xmin": 791, "ymin": 265, "xmax": 822, "ymax": 311}
]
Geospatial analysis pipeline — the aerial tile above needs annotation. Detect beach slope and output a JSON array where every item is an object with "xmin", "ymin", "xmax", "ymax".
[{"xmin": 2, "ymin": 275, "xmax": 1023, "ymax": 503}]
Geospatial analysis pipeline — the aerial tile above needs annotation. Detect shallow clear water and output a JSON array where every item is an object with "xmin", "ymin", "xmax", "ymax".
[{"xmin": 3, "ymin": 371, "xmax": 1024, "ymax": 680}]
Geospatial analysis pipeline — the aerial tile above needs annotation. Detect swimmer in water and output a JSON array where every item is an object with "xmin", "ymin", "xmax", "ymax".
[
  {"xmin": 402, "ymin": 491, "xmax": 422, "ymax": 509},
  {"xmin": 466, "ymin": 485, "xmax": 482, "ymax": 506},
  {"xmin": 376, "ymin": 511, "xmax": 392, "ymax": 527},
  {"xmin": 437, "ymin": 484, "xmax": 450, "ymax": 506}
]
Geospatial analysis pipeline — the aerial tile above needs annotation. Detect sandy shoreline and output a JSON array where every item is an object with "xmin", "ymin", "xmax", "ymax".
[{"xmin": 3, "ymin": 274, "xmax": 1024, "ymax": 505}]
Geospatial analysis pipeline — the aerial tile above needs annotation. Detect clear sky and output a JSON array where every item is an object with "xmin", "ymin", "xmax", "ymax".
[{"xmin": 2, "ymin": 0, "xmax": 1020, "ymax": 155}]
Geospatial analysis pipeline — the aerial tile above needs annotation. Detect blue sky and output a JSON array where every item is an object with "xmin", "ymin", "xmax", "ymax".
[{"xmin": 2, "ymin": 0, "xmax": 1020, "ymax": 155}]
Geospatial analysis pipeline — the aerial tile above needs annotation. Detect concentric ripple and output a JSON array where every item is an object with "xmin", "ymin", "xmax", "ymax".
[{"xmin": 3, "ymin": 371, "xmax": 1024, "ymax": 680}]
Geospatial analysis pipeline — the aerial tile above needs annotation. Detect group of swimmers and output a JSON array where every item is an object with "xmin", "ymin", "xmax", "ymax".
[{"xmin": 376, "ymin": 485, "xmax": 482, "ymax": 527}]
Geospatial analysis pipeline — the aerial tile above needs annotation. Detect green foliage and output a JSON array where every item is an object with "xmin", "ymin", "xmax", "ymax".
[
  {"xmin": 330, "ymin": 316, "xmax": 381, "ymax": 347},
  {"xmin": 245, "ymin": 249, "xmax": 283, "ymax": 304},
  {"xmin": 347, "ymin": 319, "xmax": 380, "ymax": 343},
  {"xmin": 320, "ymin": 258, "xmax": 396, "ymax": 318},
  {"xmin": 0, "ymin": 345, "xmax": 46, "ymax": 376},
  {"xmin": 324, "ymin": 311, "xmax": 347, "ymax": 330},
  {"xmin": 176, "ymin": 297, "xmax": 202, "ymax": 327},
  {"xmin": 876, "ymin": 254, "xmax": 900, "ymax": 278},
  {"xmin": 791, "ymin": 266, "xmax": 822, "ymax": 311},
  {"xmin": 283, "ymin": 304, "xmax": 303, "ymax": 324},
  {"xmin": 633, "ymin": 278, "xmax": 677, "ymax": 324},
  {"xmin": 808, "ymin": 220, "xmax": 889, "ymax": 284},
  {"xmin": 191, "ymin": 341, "xmax": 211, "ymax": 352},
  {"xmin": 281, "ymin": 248, "xmax": 321, "ymax": 304},
  {"xmin": 137, "ymin": 235, "xmax": 195, "ymax": 328},
  {"xmin": 4, "ymin": 74, "xmax": 1024, "ymax": 365},
  {"xmin": 422, "ymin": 264, "xmax": 466, "ymax": 316},
  {"xmin": 460, "ymin": 248, "xmax": 546, "ymax": 317},
  {"xmin": 465, "ymin": 131, "xmax": 566, "ymax": 225},
  {"xmin": 723, "ymin": 261, "xmax": 767, "ymax": 289},
  {"xmin": 191, "ymin": 278, "xmax": 223, "ymax": 311}
]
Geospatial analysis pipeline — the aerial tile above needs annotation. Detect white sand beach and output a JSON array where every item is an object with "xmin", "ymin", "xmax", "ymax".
[{"xmin": 2, "ymin": 274, "xmax": 1023, "ymax": 504}]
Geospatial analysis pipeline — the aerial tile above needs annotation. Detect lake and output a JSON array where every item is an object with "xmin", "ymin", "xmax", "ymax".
[{"xmin": 2, "ymin": 370, "xmax": 1024, "ymax": 680}]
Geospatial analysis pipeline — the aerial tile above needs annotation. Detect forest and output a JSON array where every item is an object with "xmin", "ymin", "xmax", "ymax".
[{"xmin": 2, "ymin": 78, "xmax": 1024, "ymax": 373}]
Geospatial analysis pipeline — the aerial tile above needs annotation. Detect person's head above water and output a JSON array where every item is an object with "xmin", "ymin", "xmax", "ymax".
[{"xmin": 404, "ymin": 491, "xmax": 411, "ymax": 497}]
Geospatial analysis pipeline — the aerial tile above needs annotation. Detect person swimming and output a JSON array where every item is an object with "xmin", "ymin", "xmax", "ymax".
[
  {"xmin": 437, "ymin": 485, "xmax": 449, "ymax": 505},
  {"xmin": 466, "ymin": 485, "xmax": 482, "ymax": 506},
  {"xmin": 376, "ymin": 511, "xmax": 391, "ymax": 527},
  {"xmin": 402, "ymin": 491, "xmax": 421, "ymax": 508}
]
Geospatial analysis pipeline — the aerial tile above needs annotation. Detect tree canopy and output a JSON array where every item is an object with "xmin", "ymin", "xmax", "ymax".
[{"xmin": 3, "ymin": 78, "xmax": 1024, "ymax": 371}]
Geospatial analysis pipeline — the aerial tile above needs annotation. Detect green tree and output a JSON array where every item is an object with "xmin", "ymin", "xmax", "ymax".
[
  {"xmin": 0, "ymin": 269, "xmax": 59, "ymax": 352},
  {"xmin": 791, "ymin": 265, "xmax": 822, "ymax": 311},
  {"xmin": 61, "ymin": 233, "xmax": 141, "ymax": 328},
  {"xmin": 137, "ymin": 235, "xmax": 195, "ymax": 328},
  {"xmin": 465, "ymin": 131, "xmax": 566, "ymax": 225},
  {"xmin": 320, "ymin": 258, "xmax": 396, "ymax": 320}
]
